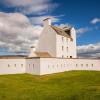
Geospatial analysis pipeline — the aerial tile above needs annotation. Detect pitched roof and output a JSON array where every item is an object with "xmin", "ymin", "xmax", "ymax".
[
  {"xmin": 35, "ymin": 52, "xmax": 52, "ymax": 57},
  {"xmin": 43, "ymin": 18, "xmax": 51, "ymax": 21},
  {"xmin": 51, "ymin": 26, "xmax": 73, "ymax": 41},
  {"xmin": 0, "ymin": 55, "xmax": 26, "ymax": 59}
]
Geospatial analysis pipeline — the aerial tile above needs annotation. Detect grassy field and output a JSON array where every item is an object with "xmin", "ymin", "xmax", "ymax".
[{"xmin": 0, "ymin": 71, "xmax": 100, "ymax": 100}]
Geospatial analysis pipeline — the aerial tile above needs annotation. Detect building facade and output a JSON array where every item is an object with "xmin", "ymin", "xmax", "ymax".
[
  {"xmin": 0, "ymin": 18, "xmax": 100, "ymax": 75},
  {"xmin": 36, "ymin": 18, "xmax": 77, "ymax": 58}
]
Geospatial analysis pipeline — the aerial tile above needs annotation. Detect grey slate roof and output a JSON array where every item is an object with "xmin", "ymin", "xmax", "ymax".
[
  {"xmin": 35, "ymin": 52, "xmax": 52, "ymax": 57},
  {"xmin": 51, "ymin": 26, "xmax": 73, "ymax": 41}
]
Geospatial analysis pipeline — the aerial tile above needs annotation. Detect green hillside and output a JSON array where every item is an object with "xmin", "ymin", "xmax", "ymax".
[{"xmin": 0, "ymin": 71, "xmax": 100, "ymax": 100}]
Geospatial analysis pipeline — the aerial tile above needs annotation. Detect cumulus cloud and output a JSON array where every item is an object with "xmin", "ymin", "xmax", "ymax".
[
  {"xmin": 77, "ymin": 43, "xmax": 100, "ymax": 58},
  {"xmin": 2, "ymin": 0, "xmax": 58, "ymax": 15},
  {"xmin": 3, "ymin": 0, "xmax": 33, "ymax": 6},
  {"xmin": 76, "ymin": 28, "xmax": 89, "ymax": 34},
  {"xmin": 0, "ymin": 12, "xmax": 43, "ymax": 54},
  {"xmin": 91, "ymin": 18, "xmax": 100, "ymax": 24},
  {"xmin": 76, "ymin": 27, "xmax": 90, "ymax": 36}
]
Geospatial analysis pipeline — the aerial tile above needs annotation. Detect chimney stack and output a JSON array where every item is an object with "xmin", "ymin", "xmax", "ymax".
[{"xmin": 43, "ymin": 18, "xmax": 51, "ymax": 27}]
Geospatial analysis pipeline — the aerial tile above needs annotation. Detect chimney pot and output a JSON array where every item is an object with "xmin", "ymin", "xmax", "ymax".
[{"xmin": 43, "ymin": 18, "xmax": 51, "ymax": 27}]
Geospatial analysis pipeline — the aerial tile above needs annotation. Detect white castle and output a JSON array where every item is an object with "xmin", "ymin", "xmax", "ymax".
[{"xmin": 0, "ymin": 18, "xmax": 100, "ymax": 75}]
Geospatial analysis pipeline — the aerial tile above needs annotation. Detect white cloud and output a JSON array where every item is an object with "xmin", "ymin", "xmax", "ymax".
[
  {"xmin": 77, "ymin": 43, "xmax": 100, "ymax": 58},
  {"xmin": 2, "ymin": 0, "xmax": 58, "ymax": 15},
  {"xmin": 76, "ymin": 27, "xmax": 89, "ymax": 34},
  {"xmin": 55, "ymin": 24, "xmax": 92, "ymax": 37},
  {"xmin": 55, "ymin": 23, "xmax": 72, "ymax": 28},
  {"xmin": 76, "ymin": 27, "xmax": 91, "ymax": 37},
  {"xmin": 91, "ymin": 18, "xmax": 100, "ymax": 24},
  {"xmin": 0, "ymin": 12, "xmax": 43, "ymax": 54},
  {"xmin": 4, "ymin": 0, "xmax": 33, "ymax": 6}
]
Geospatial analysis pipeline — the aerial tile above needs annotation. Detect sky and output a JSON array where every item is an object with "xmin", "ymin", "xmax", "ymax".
[{"xmin": 0, "ymin": 0, "xmax": 100, "ymax": 58}]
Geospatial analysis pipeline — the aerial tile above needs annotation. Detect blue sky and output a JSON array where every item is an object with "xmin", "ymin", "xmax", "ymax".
[{"xmin": 0, "ymin": 0, "xmax": 100, "ymax": 57}]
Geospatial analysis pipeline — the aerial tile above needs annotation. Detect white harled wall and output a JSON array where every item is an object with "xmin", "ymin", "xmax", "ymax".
[
  {"xmin": 0, "ymin": 58, "xmax": 100, "ymax": 75},
  {"xmin": 0, "ymin": 18, "xmax": 99, "ymax": 76},
  {"xmin": 39, "ymin": 58, "xmax": 100, "ymax": 75},
  {"xmin": 56, "ymin": 27, "xmax": 77, "ymax": 58},
  {"xmin": 36, "ymin": 18, "xmax": 77, "ymax": 58},
  {"xmin": 26, "ymin": 58, "xmax": 40, "ymax": 75},
  {"xmin": 36, "ymin": 25, "xmax": 56, "ymax": 57},
  {"xmin": 69, "ymin": 28, "xmax": 77, "ymax": 58},
  {"xmin": 0, "ymin": 59, "xmax": 26, "ymax": 75}
]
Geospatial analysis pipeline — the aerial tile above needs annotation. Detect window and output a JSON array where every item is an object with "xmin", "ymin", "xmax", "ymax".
[
  {"xmin": 70, "ymin": 56, "xmax": 72, "ymax": 58},
  {"xmin": 33, "ymin": 64, "xmax": 34, "ymax": 67},
  {"xmin": 81, "ymin": 64, "xmax": 83, "ymax": 67},
  {"xmin": 8, "ymin": 64, "xmax": 10, "ymax": 67},
  {"xmin": 67, "ymin": 47, "xmax": 68, "ymax": 52},
  {"xmin": 29, "ymin": 64, "xmax": 30, "ymax": 68},
  {"xmin": 66, "ymin": 38, "xmax": 68, "ymax": 45},
  {"xmin": 86, "ymin": 64, "xmax": 88, "ymax": 67},
  {"xmin": 15, "ymin": 64, "xmax": 16, "ymax": 67},
  {"xmin": 92, "ymin": 64, "xmax": 93, "ymax": 67},
  {"xmin": 76, "ymin": 64, "xmax": 78, "ymax": 67},
  {"xmin": 62, "ymin": 37, "xmax": 64, "ymax": 42},
  {"xmin": 62, "ymin": 46, "xmax": 64, "ymax": 50},
  {"xmin": 62, "ymin": 55, "xmax": 64, "ymax": 58},
  {"xmin": 21, "ymin": 64, "xmax": 23, "ymax": 67}
]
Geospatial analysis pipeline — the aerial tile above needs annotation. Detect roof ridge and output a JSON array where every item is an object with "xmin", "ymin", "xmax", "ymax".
[{"xmin": 50, "ymin": 26, "xmax": 73, "ymax": 41}]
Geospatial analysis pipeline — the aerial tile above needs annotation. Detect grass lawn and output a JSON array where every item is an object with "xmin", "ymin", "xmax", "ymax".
[{"xmin": 0, "ymin": 71, "xmax": 100, "ymax": 100}]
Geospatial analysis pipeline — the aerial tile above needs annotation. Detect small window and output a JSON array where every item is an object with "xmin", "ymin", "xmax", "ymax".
[
  {"xmin": 15, "ymin": 64, "xmax": 16, "ymax": 67},
  {"xmin": 81, "ymin": 64, "xmax": 83, "ymax": 67},
  {"xmin": 29, "ymin": 64, "xmax": 30, "ymax": 68},
  {"xmin": 62, "ymin": 46, "xmax": 64, "ymax": 50},
  {"xmin": 21, "ymin": 64, "xmax": 23, "ymax": 67},
  {"xmin": 67, "ymin": 47, "xmax": 68, "ymax": 52},
  {"xmin": 70, "ymin": 56, "xmax": 72, "ymax": 58},
  {"xmin": 76, "ymin": 64, "xmax": 78, "ymax": 67},
  {"xmin": 33, "ymin": 64, "xmax": 34, "ymax": 67},
  {"xmin": 62, "ymin": 55, "xmax": 64, "ymax": 58},
  {"xmin": 62, "ymin": 37, "xmax": 64, "ymax": 42},
  {"xmin": 8, "ymin": 64, "xmax": 10, "ymax": 67},
  {"xmin": 86, "ymin": 64, "xmax": 88, "ymax": 67},
  {"xmin": 92, "ymin": 64, "xmax": 93, "ymax": 67}
]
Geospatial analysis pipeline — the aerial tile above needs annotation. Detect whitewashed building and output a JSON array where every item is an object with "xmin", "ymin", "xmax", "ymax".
[
  {"xmin": 36, "ymin": 18, "xmax": 77, "ymax": 58},
  {"xmin": 0, "ymin": 18, "xmax": 100, "ymax": 75}
]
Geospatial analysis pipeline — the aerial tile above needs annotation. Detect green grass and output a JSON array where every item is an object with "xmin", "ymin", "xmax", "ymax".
[{"xmin": 0, "ymin": 71, "xmax": 100, "ymax": 100}]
